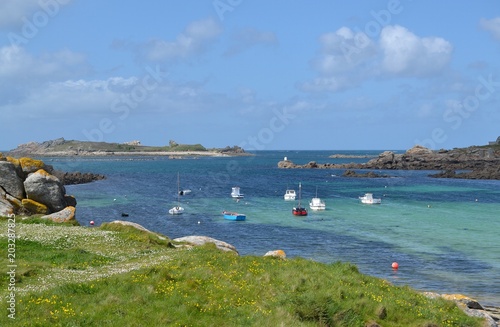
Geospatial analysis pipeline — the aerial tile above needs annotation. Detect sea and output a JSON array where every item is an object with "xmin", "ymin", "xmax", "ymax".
[{"xmin": 44, "ymin": 150, "xmax": 500, "ymax": 307}]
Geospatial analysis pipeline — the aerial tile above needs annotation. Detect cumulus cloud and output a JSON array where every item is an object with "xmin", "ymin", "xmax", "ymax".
[
  {"xmin": 0, "ymin": 45, "xmax": 90, "ymax": 104},
  {"xmin": 224, "ymin": 28, "xmax": 278, "ymax": 56},
  {"xmin": 0, "ymin": 45, "xmax": 88, "ymax": 80},
  {"xmin": 301, "ymin": 24, "xmax": 453, "ymax": 93},
  {"xmin": 312, "ymin": 27, "xmax": 376, "ymax": 75},
  {"xmin": 299, "ymin": 27, "xmax": 376, "ymax": 92},
  {"xmin": 379, "ymin": 25, "xmax": 452, "ymax": 77},
  {"xmin": 479, "ymin": 17, "xmax": 500, "ymax": 41},
  {"xmin": 141, "ymin": 18, "xmax": 222, "ymax": 62}
]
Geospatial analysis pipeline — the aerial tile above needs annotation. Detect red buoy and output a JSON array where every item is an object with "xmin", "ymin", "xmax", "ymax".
[
  {"xmin": 90, "ymin": 220, "xmax": 94, "ymax": 226},
  {"xmin": 392, "ymin": 262, "xmax": 399, "ymax": 270}
]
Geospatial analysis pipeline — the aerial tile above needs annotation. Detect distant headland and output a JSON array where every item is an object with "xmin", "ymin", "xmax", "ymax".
[
  {"xmin": 278, "ymin": 142, "xmax": 500, "ymax": 180},
  {"xmin": 6, "ymin": 138, "xmax": 252, "ymax": 157}
]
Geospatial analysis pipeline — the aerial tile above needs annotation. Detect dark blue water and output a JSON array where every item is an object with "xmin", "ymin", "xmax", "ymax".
[{"xmin": 45, "ymin": 151, "xmax": 500, "ymax": 306}]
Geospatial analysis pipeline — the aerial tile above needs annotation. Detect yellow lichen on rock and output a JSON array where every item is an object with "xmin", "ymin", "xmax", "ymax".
[
  {"xmin": 34, "ymin": 169, "xmax": 52, "ymax": 177},
  {"xmin": 6, "ymin": 156, "xmax": 19, "ymax": 166},
  {"xmin": 264, "ymin": 249, "xmax": 287, "ymax": 259},
  {"xmin": 19, "ymin": 157, "xmax": 46, "ymax": 174},
  {"xmin": 41, "ymin": 206, "xmax": 76, "ymax": 223},
  {"xmin": 22, "ymin": 199, "xmax": 49, "ymax": 214}
]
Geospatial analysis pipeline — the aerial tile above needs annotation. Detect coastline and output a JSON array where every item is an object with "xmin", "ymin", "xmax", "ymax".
[{"xmin": 8, "ymin": 150, "xmax": 253, "ymax": 158}]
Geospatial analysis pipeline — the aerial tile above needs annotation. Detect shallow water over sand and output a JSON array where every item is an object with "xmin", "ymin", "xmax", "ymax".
[{"xmin": 52, "ymin": 150, "xmax": 500, "ymax": 306}]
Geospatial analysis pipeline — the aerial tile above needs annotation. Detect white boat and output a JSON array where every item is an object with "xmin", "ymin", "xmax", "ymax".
[
  {"xmin": 284, "ymin": 189, "xmax": 296, "ymax": 200},
  {"xmin": 309, "ymin": 187, "xmax": 326, "ymax": 210},
  {"xmin": 359, "ymin": 193, "xmax": 381, "ymax": 204},
  {"xmin": 168, "ymin": 205, "xmax": 184, "ymax": 215},
  {"xmin": 179, "ymin": 189, "xmax": 191, "ymax": 196},
  {"xmin": 169, "ymin": 173, "xmax": 185, "ymax": 215},
  {"xmin": 231, "ymin": 186, "xmax": 244, "ymax": 199}
]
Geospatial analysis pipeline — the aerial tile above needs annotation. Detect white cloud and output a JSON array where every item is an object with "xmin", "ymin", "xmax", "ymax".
[
  {"xmin": 479, "ymin": 17, "xmax": 500, "ymax": 41},
  {"xmin": 0, "ymin": 45, "xmax": 87, "ymax": 80},
  {"xmin": 301, "ymin": 25, "xmax": 454, "ymax": 93},
  {"xmin": 0, "ymin": 45, "xmax": 90, "ymax": 105},
  {"xmin": 299, "ymin": 27, "xmax": 377, "ymax": 92},
  {"xmin": 379, "ymin": 25, "xmax": 452, "ymax": 76},
  {"xmin": 142, "ymin": 18, "xmax": 222, "ymax": 61},
  {"xmin": 312, "ymin": 27, "xmax": 376, "ymax": 75},
  {"xmin": 0, "ymin": 0, "xmax": 74, "ymax": 29},
  {"xmin": 0, "ymin": 0, "xmax": 40, "ymax": 28},
  {"xmin": 224, "ymin": 28, "xmax": 278, "ymax": 56}
]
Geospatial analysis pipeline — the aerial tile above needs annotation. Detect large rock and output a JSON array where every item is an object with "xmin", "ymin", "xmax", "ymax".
[
  {"xmin": 41, "ymin": 206, "xmax": 76, "ymax": 223},
  {"xmin": 0, "ymin": 161, "xmax": 25, "ymax": 199},
  {"xmin": 264, "ymin": 249, "xmax": 286, "ymax": 259},
  {"xmin": 173, "ymin": 236, "xmax": 238, "ymax": 254},
  {"xmin": 103, "ymin": 220, "xmax": 169, "ymax": 241},
  {"xmin": 0, "ymin": 188, "xmax": 14, "ymax": 216},
  {"xmin": 22, "ymin": 199, "xmax": 49, "ymax": 215},
  {"xmin": 24, "ymin": 169, "xmax": 67, "ymax": 213}
]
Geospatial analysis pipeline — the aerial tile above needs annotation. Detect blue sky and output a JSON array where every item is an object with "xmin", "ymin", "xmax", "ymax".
[{"xmin": 1, "ymin": 0, "xmax": 499, "ymax": 150}]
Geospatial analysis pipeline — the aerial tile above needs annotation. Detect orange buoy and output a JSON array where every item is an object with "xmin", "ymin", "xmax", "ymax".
[{"xmin": 392, "ymin": 262, "xmax": 399, "ymax": 270}]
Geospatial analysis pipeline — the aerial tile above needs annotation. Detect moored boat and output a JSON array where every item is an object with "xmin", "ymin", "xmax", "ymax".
[
  {"xmin": 284, "ymin": 189, "xmax": 296, "ymax": 200},
  {"xmin": 309, "ymin": 197, "xmax": 326, "ymax": 210},
  {"xmin": 359, "ymin": 193, "xmax": 381, "ymax": 204},
  {"xmin": 179, "ymin": 189, "xmax": 191, "ymax": 195},
  {"xmin": 292, "ymin": 182, "xmax": 308, "ymax": 216},
  {"xmin": 169, "ymin": 173, "xmax": 185, "ymax": 215},
  {"xmin": 309, "ymin": 187, "xmax": 326, "ymax": 210},
  {"xmin": 222, "ymin": 211, "xmax": 246, "ymax": 221},
  {"xmin": 231, "ymin": 186, "xmax": 244, "ymax": 199}
]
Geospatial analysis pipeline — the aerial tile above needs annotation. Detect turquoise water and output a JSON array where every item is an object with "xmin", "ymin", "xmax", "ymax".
[{"xmin": 47, "ymin": 150, "xmax": 500, "ymax": 306}]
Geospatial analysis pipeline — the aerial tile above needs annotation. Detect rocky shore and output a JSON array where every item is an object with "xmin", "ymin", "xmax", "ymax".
[
  {"xmin": 0, "ymin": 154, "xmax": 105, "ymax": 219},
  {"xmin": 0, "ymin": 154, "xmax": 76, "ymax": 220},
  {"xmin": 278, "ymin": 144, "xmax": 500, "ymax": 180}
]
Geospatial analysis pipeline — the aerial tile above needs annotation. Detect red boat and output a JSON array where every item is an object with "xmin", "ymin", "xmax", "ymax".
[
  {"xmin": 292, "ymin": 182, "xmax": 307, "ymax": 216},
  {"xmin": 292, "ymin": 206, "xmax": 308, "ymax": 216}
]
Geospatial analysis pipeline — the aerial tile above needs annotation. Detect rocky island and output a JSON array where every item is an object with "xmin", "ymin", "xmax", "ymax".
[
  {"xmin": 6, "ymin": 138, "xmax": 250, "ymax": 157},
  {"xmin": 278, "ymin": 143, "xmax": 500, "ymax": 180}
]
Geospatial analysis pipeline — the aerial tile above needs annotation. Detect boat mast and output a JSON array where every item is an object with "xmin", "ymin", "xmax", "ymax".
[
  {"xmin": 298, "ymin": 182, "xmax": 302, "ymax": 207},
  {"xmin": 176, "ymin": 172, "xmax": 180, "ymax": 206}
]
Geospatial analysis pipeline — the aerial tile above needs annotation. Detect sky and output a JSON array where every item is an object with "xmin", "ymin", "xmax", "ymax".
[{"xmin": 0, "ymin": 0, "xmax": 499, "ymax": 151}]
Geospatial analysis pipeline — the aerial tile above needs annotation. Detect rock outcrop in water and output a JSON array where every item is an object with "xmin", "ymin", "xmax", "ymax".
[{"xmin": 278, "ymin": 144, "xmax": 500, "ymax": 180}]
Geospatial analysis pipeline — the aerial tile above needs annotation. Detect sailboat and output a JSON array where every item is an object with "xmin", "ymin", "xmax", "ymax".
[
  {"xmin": 292, "ymin": 182, "xmax": 308, "ymax": 216},
  {"xmin": 309, "ymin": 186, "xmax": 326, "ymax": 210},
  {"xmin": 169, "ymin": 173, "xmax": 185, "ymax": 215}
]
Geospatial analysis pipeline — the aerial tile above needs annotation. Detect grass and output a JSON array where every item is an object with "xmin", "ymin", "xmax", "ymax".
[{"xmin": 0, "ymin": 216, "xmax": 484, "ymax": 326}]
